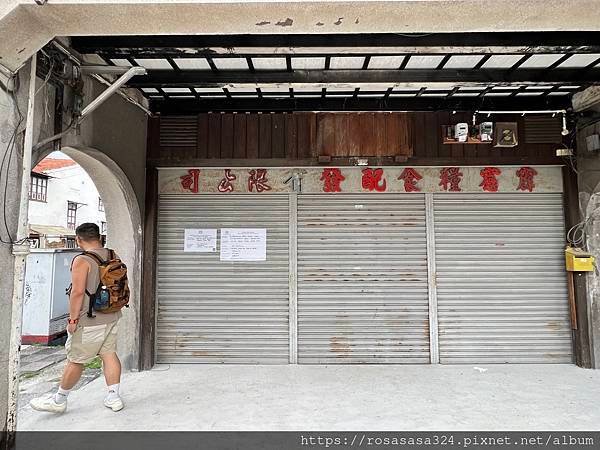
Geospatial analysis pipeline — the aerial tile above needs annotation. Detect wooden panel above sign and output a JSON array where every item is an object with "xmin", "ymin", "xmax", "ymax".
[
  {"xmin": 159, "ymin": 165, "xmax": 563, "ymax": 195},
  {"xmin": 316, "ymin": 112, "xmax": 413, "ymax": 157}
]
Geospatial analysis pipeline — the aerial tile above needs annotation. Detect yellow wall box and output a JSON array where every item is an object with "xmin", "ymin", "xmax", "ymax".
[{"xmin": 565, "ymin": 247, "xmax": 596, "ymax": 272}]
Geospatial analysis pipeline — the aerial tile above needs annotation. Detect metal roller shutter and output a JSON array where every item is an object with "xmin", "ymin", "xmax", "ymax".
[
  {"xmin": 156, "ymin": 194, "xmax": 290, "ymax": 363},
  {"xmin": 297, "ymin": 194, "xmax": 430, "ymax": 363},
  {"xmin": 434, "ymin": 193, "xmax": 573, "ymax": 364}
]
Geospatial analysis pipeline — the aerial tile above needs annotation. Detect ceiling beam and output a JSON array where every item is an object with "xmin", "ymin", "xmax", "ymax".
[
  {"xmin": 127, "ymin": 68, "xmax": 600, "ymax": 87},
  {"xmin": 71, "ymin": 33, "xmax": 600, "ymax": 55},
  {"xmin": 149, "ymin": 95, "xmax": 572, "ymax": 114}
]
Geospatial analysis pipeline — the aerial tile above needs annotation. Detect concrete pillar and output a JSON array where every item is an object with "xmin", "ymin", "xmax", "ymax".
[
  {"xmin": 575, "ymin": 118, "xmax": 600, "ymax": 368},
  {"xmin": 0, "ymin": 66, "xmax": 28, "ymax": 441}
]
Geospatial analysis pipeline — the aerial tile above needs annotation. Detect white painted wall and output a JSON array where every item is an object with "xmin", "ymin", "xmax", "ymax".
[{"xmin": 28, "ymin": 152, "xmax": 107, "ymax": 233}]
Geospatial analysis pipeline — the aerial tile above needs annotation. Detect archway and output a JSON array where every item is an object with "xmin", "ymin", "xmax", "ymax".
[{"xmin": 33, "ymin": 145, "xmax": 142, "ymax": 370}]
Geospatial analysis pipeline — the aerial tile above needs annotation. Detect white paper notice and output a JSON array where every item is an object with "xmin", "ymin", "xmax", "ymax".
[
  {"xmin": 184, "ymin": 229, "xmax": 217, "ymax": 252},
  {"xmin": 220, "ymin": 228, "xmax": 267, "ymax": 261}
]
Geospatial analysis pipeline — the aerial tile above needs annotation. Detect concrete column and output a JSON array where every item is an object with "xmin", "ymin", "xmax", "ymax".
[
  {"xmin": 572, "ymin": 89, "xmax": 600, "ymax": 367},
  {"xmin": 575, "ymin": 121, "xmax": 600, "ymax": 368},
  {"xmin": 0, "ymin": 66, "xmax": 28, "ymax": 440}
]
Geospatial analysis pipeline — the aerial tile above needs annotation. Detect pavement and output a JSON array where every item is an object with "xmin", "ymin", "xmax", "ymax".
[
  {"xmin": 17, "ymin": 363, "xmax": 600, "ymax": 431},
  {"xmin": 19, "ymin": 345, "xmax": 66, "ymax": 375}
]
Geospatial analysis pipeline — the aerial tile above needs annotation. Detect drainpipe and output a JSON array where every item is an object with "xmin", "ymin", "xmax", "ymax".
[
  {"xmin": 6, "ymin": 53, "xmax": 36, "ymax": 434},
  {"xmin": 79, "ymin": 66, "xmax": 146, "ymax": 119}
]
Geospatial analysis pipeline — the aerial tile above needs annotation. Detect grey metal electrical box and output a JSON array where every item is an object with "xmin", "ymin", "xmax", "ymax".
[{"xmin": 22, "ymin": 249, "xmax": 80, "ymax": 345}]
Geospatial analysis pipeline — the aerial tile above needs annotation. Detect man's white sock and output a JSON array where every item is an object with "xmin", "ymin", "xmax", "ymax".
[
  {"xmin": 106, "ymin": 383, "xmax": 120, "ymax": 400},
  {"xmin": 54, "ymin": 386, "xmax": 71, "ymax": 404}
]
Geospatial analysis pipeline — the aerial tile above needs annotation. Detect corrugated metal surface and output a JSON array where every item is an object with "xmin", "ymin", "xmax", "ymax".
[
  {"xmin": 159, "ymin": 116, "xmax": 198, "ymax": 147},
  {"xmin": 434, "ymin": 193, "xmax": 573, "ymax": 364},
  {"xmin": 297, "ymin": 194, "xmax": 430, "ymax": 363},
  {"xmin": 156, "ymin": 194, "xmax": 290, "ymax": 363}
]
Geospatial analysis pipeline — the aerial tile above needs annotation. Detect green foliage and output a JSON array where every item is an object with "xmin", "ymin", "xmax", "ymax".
[{"xmin": 85, "ymin": 356, "xmax": 102, "ymax": 369}]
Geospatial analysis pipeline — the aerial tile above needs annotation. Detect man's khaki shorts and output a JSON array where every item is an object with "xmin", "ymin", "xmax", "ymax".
[{"xmin": 65, "ymin": 320, "xmax": 119, "ymax": 364}]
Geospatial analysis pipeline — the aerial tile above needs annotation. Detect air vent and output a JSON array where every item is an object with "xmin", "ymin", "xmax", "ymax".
[
  {"xmin": 524, "ymin": 116, "xmax": 562, "ymax": 144},
  {"xmin": 159, "ymin": 116, "xmax": 198, "ymax": 147}
]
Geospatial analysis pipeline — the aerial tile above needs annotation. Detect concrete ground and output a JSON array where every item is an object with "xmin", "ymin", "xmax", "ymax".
[
  {"xmin": 18, "ymin": 364, "xmax": 600, "ymax": 431},
  {"xmin": 20, "ymin": 345, "xmax": 66, "ymax": 375}
]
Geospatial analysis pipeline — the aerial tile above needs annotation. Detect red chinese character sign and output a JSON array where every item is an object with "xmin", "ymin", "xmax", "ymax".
[
  {"xmin": 479, "ymin": 167, "xmax": 502, "ymax": 192},
  {"xmin": 439, "ymin": 167, "xmax": 463, "ymax": 192},
  {"xmin": 160, "ymin": 166, "xmax": 562, "ymax": 195},
  {"xmin": 362, "ymin": 168, "xmax": 387, "ymax": 192},
  {"xmin": 516, "ymin": 166, "xmax": 538, "ymax": 192},
  {"xmin": 320, "ymin": 168, "xmax": 345, "ymax": 193},
  {"xmin": 398, "ymin": 168, "xmax": 423, "ymax": 192},
  {"xmin": 180, "ymin": 169, "xmax": 200, "ymax": 193},
  {"xmin": 218, "ymin": 169, "xmax": 236, "ymax": 193},
  {"xmin": 248, "ymin": 169, "xmax": 272, "ymax": 192}
]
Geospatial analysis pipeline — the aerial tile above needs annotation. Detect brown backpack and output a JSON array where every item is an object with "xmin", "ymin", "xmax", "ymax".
[{"xmin": 78, "ymin": 250, "xmax": 130, "ymax": 317}]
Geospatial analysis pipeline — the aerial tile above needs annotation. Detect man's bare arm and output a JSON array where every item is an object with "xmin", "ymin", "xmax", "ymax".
[{"xmin": 69, "ymin": 257, "xmax": 89, "ymax": 321}]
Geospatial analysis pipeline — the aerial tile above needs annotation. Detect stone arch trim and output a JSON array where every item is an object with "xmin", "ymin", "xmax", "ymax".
[{"xmin": 36, "ymin": 146, "xmax": 142, "ymax": 369}]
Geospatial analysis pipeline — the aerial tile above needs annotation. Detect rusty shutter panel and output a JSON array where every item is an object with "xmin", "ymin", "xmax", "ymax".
[
  {"xmin": 159, "ymin": 116, "xmax": 198, "ymax": 147},
  {"xmin": 156, "ymin": 193, "xmax": 290, "ymax": 363},
  {"xmin": 434, "ymin": 193, "xmax": 573, "ymax": 364},
  {"xmin": 297, "ymin": 193, "xmax": 430, "ymax": 363},
  {"xmin": 524, "ymin": 116, "xmax": 562, "ymax": 144}
]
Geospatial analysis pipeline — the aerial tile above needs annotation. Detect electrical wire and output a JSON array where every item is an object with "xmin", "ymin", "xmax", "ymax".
[
  {"xmin": 566, "ymin": 206, "xmax": 600, "ymax": 250},
  {"xmin": 0, "ymin": 54, "xmax": 56, "ymax": 245},
  {"xmin": 0, "ymin": 87, "xmax": 24, "ymax": 244}
]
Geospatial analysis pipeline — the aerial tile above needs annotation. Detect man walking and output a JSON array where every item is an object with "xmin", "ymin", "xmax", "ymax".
[{"xmin": 30, "ymin": 223, "xmax": 125, "ymax": 413}]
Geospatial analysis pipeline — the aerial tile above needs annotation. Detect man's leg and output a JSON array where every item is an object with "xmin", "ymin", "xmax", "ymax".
[
  {"xmin": 100, "ymin": 352, "xmax": 124, "ymax": 411},
  {"xmin": 60, "ymin": 361, "xmax": 85, "ymax": 390},
  {"xmin": 29, "ymin": 361, "xmax": 83, "ymax": 413},
  {"xmin": 99, "ymin": 321, "xmax": 124, "ymax": 412},
  {"xmin": 100, "ymin": 352, "xmax": 121, "ymax": 385},
  {"xmin": 29, "ymin": 327, "xmax": 89, "ymax": 413}
]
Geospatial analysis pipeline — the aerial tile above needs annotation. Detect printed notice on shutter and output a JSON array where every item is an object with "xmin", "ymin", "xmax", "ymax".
[
  {"xmin": 184, "ymin": 229, "xmax": 217, "ymax": 252},
  {"xmin": 220, "ymin": 228, "xmax": 267, "ymax": 261}
]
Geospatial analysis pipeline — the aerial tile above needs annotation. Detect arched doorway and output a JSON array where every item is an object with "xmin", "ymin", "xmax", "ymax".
[{"xmin": 32, "ymin": 145, "xmax": 142, "ymax": 369}]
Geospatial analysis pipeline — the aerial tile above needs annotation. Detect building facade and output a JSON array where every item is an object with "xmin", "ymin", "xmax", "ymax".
[
  {"xmin": 146, "ymin": 112, "xmax": 575, "ymax": 366},
  {"xmin": 4, "ymin": 0, "xmax": 600, "ymax": 434},
  {"xmin": 28, "ymin": 153, "xmax": 106, "ymax": 248}
]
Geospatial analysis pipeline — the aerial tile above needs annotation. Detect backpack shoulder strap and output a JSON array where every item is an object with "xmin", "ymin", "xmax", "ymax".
[
  {"xmin": 69, "ymin": 252, "xmax": 86, "ymax": 271},
  {"xmin": 108, "ymin": 249, "xmax": 115, "ymax": 260},
  {"xmin": 67, "ymin": 253, "xmax": 97, "ymax": 302}
]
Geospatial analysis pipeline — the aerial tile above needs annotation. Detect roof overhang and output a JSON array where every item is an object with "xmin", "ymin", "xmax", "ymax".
[
  {"xmin": 3, "ymin": 0, "xmax": 600, "ymax": 73},
  {"xmin": 59, "ymin": 32, "xmax": 600, "ymax": 113}
]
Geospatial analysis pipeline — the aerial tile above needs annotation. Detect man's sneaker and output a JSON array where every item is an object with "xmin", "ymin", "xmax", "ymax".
[
  {"xmin": 30, "ymin": 395, "xmax": 67, "ymax": 413},
  {"xmin": 104, "ymin": 395, "xmax": 124, "ymax": 412}
]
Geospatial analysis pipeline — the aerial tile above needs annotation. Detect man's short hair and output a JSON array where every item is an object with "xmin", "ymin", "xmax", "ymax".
[{"xmin": 75, "ymin": 223, "xmax": 101, "ymax": 241}]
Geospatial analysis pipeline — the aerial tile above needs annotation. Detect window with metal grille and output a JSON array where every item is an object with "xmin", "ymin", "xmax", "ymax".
[
  {"xmin": 29, "ymin": 174, "xmax": 48, "ymax": 202},
  {"xmin": 101, "ymin": 221, "xmax": 107, "ymax": 234},
  {"xmin": 67, "ymin": 201, "xmax": 77, "ymax": 229},
  {"xmin": 98, "ymin": 197, "xmax": 104, "ymax": 212}
]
